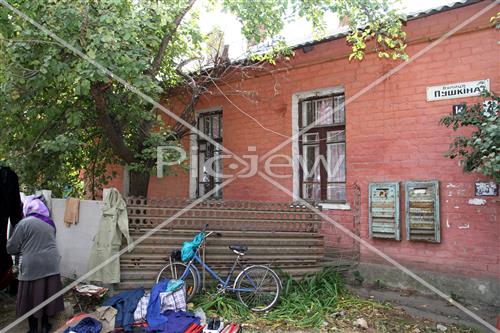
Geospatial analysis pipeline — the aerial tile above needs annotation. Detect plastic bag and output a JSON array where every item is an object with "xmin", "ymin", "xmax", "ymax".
[{"xmin": 181, "ymin": 232, "xmax": 204, "ymax": 262}]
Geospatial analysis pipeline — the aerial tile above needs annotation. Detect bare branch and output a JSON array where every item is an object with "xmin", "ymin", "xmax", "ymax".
[{"xmin": 145, "ymin": 0, "xmax": 196, "ymax": 77}]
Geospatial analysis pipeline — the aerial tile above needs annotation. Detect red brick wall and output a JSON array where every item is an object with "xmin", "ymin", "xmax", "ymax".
[{"xmin": 111, "ymin": 1, "xmax": 499, "ymax": 279}]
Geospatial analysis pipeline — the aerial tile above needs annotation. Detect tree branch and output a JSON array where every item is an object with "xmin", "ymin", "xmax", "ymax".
[
  {"xmin": 90, "ymin": 82, "xmax": 135, "ymax": 163},
  {"xmin": 27, "ymin": 108, "xmax": 68, "ymax": 153},
  {"xmin": 79, "ymin": 3, "xmax": 90, "ymax": 47},
  {"xmin": 145, "ymin": 0, "xmax": 196, "ymax": 77}
]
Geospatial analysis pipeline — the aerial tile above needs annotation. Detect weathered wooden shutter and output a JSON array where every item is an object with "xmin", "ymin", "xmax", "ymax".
[
  {"xmin": 405, "ymin": 181, "xmax": 440, "ymax": 242},
  {"xmin": 369, "ymin": 182, "xmax": 400, "ymax": 240}
]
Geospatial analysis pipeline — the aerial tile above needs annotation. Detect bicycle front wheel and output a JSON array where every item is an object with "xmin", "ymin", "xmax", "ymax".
[
  {"xmin": 156, "ymin": 262, "xmax": 199, "ymax": 302},
  {"xmin": 235, "ymin": 265, "xmax": 281, "ymax": 312}
]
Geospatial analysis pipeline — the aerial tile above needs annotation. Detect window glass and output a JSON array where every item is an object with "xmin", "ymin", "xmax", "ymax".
[
  {"xmin": 212, "ymin": 114, "xmax": 221, "ymax": 139},
  {"xmin": 197, "ymin": 111, "xmax": 222, "ymax": 199},
  {"xmin": 302, "ymin": 144, "xmax": 320, "ymax": 182},
  {"xmin": 301, "ymin": 95, "xmax": 345, "ymax": 128},
  {"xmin": 327, "ymin": 142, "xmax": 345, "ymax": 182},
  {"xmin": 299, "ymin": 94, "xmax": 346, "ymax": 202},
  {"xmin": 204, "ymin": 116, "xmax": 211, "ymax": 136},
  {"xmin": 303, "ymin": 133, "xmax": 319, "ymax": 143},
  {"xmin": 302, "ymin": 97, "xmax": 333, "ymax": 127},
  {"xmin": 303, "ymin": 183, "xmax": 321, "ymax": 201},
  {"xmin": 327, "ymin": 183, "xmax": 346, "ymax": 201},
  {"xmin": 302, "ymin": 101, "xmax": 314, "ymax": 128},
  {"xmin": 333, "ymin": 95, "xmax": 345, "ymax": 124},
  {"xmin": 327, "ymin": 130, "xmax": 345, "ymax": 143}
]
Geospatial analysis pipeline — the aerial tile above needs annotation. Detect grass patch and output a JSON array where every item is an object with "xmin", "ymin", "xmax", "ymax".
[
  {"xmin": 193, "ymin": 269, "xmax": 478, "ymax": 332},
  {"xmin": 194, "ymin": 267, "xmax": 353, "ymax": 328}
]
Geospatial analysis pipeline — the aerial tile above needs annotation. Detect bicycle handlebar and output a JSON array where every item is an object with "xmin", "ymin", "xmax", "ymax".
[{"xmin": 202, "ymin": 229, "xmax": 222, "ymax": 241}]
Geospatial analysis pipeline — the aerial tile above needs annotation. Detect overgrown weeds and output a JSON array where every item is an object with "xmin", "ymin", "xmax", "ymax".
[{"xmin": 194, "ymin": 267, "xmax": 353, "ymax": 328}]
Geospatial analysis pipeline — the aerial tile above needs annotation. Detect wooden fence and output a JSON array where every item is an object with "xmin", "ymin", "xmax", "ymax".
[{"xmin": 118, "ymin": 198, "xmax": 325, "ymax": 290}]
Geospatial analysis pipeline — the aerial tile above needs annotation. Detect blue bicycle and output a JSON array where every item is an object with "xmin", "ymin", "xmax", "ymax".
[{"xmin": 156, "ymin": 225, "xmax": 281, "ymax": 312}]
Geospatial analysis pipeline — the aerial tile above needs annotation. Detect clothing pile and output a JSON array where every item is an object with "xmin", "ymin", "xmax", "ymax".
[{"xmin": 60, "ymin": 279, "xmax": 201, "ymax": 333}]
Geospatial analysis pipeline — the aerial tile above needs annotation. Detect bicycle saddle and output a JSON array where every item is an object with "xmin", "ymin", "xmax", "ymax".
[{"xmin": 229, "ymin": 245, "xmax": 248, "ymax": 254}]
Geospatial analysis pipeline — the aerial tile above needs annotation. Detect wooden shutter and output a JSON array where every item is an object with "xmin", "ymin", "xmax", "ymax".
[
  {"xmin": 405, "ymin": 181, "xmax": 440, "ymax": 242},
  {"xmin": 369, "ymin": 182, "xmax": 400, "ymax": 240}
]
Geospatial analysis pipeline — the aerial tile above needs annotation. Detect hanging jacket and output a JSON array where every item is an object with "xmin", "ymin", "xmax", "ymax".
[
  {"xmin": 103, "ymin": 287, "xmax": 144, "ymax": 331},
  {"xmin": 87, "ymin": 188, "xmax": 132, "ymax": 283}
]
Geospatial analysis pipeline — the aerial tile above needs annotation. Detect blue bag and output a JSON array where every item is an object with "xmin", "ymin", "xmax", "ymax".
[{"xmin": 181, "ymin": 232, "xmax": 204, "ymax": 262}]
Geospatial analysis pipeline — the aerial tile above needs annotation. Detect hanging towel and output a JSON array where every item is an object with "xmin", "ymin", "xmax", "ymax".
[{"xmin": 64, "ymin": 198, "xmax": 80, "ymax": 227}]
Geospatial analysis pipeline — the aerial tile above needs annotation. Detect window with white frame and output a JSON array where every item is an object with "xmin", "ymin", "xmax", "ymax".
[
  {"xmin": 196, "ymin": 110, "xmax": 223, "ymax": 199},
  {"xmin": 299, "ymin": 94, "xmax": 346, "ymax": 202}
]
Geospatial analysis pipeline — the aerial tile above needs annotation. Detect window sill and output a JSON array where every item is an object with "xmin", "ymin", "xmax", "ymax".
[{"xmin": 318, "ymin": 202, "xmax": 351, "ymax": 210}]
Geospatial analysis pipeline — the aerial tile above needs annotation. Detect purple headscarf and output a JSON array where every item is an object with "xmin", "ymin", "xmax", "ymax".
[{"xmin": 22, "ymin": 195, "xmax": 55, "ymax": 229}]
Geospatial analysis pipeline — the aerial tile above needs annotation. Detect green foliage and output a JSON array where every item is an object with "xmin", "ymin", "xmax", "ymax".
[
  {"xmin": 341, "ymin": 0, "xmax": 408, "ymax": 61},
  {"xmin": 440, "ymin": 90, "xmax": 500, "ymax": 182},
  {"xmin": 490, "ymin": 12, "xmax": 500, "ymax": 29},
  {"xmin": 249, "ymin": 40, "xmax": 295, "ymax": 65},
  {"xmin": 221, "ymin": 0, "xmax": 407, "ymax": 58},
  {"xmin": 263, "ymin": 268, "xmax": 344, "ymax": 327},
  {"xmin": 0, "ymin": 0, "xmax": 197, "ymax": 195},
  {"xmin": 1, "ymin": 0, "xmax": 406, "ymax": 195},
  {"xmin": 195, "ymin": 268, "xmax": 346, "ymax": 328}
]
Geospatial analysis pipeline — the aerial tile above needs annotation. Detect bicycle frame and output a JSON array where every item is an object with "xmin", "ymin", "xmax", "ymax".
[{"xmin": 181, "ymin": 251, "xmax": 257, "ymax": 293}]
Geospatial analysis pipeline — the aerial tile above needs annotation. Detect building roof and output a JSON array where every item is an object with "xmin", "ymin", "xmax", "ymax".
[{"xmin": 289, "ymin": 0, "xmax": 485, "ymax": 51}]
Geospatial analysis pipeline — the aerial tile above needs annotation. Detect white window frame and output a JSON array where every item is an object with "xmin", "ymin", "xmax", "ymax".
[
  {"xmin": 291, "ymin": 85, "xmax": 349, "ymax": 210},
  {"xmin": 189, "ymin": 106, "xmax": 223, "ymax": 199}
]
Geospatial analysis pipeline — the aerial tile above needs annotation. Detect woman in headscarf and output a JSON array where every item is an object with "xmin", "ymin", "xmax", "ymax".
[{"xmin": 7, "ymin": 195, "xmax": 64, "ymax": 333}]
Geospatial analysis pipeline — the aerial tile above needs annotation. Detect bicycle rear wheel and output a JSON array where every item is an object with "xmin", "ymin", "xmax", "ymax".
[
  {"xmin": 235, "ymin": 265, "xmax": 281, "ymax": 312},
  {"xmin": 156, "ymin": 262, "xmax": 199, "ymax": 302}
]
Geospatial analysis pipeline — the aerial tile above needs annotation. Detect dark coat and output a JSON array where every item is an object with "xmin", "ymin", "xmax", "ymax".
[
  {"xmin": 103, "ymin": 287, "xmax": 144, "ymax": 331},
  {"xmin": 0, "ymin": 167, "xmax": 23, "ymax": 278}
]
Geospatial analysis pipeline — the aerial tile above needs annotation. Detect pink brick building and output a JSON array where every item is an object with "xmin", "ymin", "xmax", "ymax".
[{"xmin": 108, "ymin": 0, "xmax": 499, "ymax": 306}]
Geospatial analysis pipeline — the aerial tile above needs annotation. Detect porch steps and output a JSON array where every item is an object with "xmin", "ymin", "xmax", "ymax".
[{"xmin": 117, "ymin": 199, "xmax": 326, "ymax": 291}]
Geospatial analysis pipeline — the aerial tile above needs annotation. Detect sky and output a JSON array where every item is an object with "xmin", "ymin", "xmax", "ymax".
[{"xmin": 195, "ymin": 0, "xmax": 460, "ymax": 59}]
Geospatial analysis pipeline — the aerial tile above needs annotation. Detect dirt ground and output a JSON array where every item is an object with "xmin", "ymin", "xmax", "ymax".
[
  {"xmin": 349, "ymin": 286, "xmax": 497, "ymax": 332},
  {"xmin": 0, "ymin": 292, "xmax": 69, "ymax": 333},
  {"xmin": 1, "ymin": 288, "xmax": 489, "ymax": 333}
]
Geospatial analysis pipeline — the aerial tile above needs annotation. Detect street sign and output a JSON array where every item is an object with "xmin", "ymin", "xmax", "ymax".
[{"xmin": 427, "ymin": 79, "xmax": 489, "ymax": 101}]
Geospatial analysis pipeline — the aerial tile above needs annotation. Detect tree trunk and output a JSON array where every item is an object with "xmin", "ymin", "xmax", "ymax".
[{"xmin": 129, "ymin": 171, "xmax": 151, "ymax": 197}]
